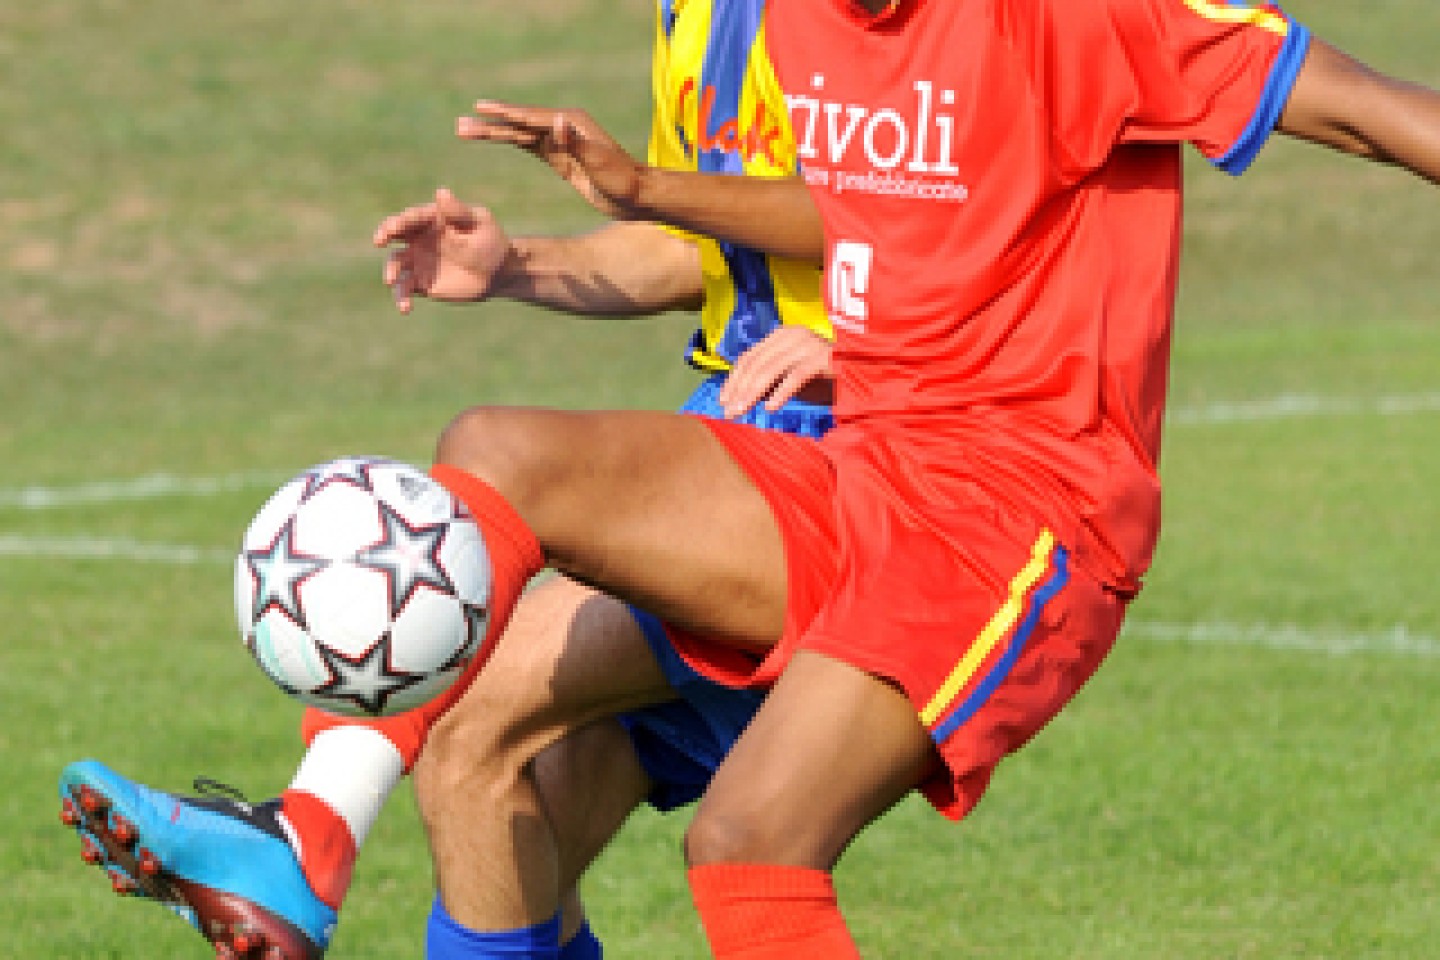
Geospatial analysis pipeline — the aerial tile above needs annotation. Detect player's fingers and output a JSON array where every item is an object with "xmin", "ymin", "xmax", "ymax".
[
  {"xmin": 764, "ymin": 368, "xmax": 812, "ymax": 411},
  {"xmin": 374, "ymin": 210, "xmax": 419, "ymax": 247},
  {"xmin": 434, "ymin": 188, "xmax": 478, "ymax": 230},
  {"xmin": 471, "ymin": 100, "xmax": 557, "ymax": 131},
  {"xmin": 459, "ymin": 100, "xmax": 557, "ymax": 146},
  {"xmin": 373, "ymin": 203, "xmax": 440, "ymax": 247},
  {"xmin": 720, "ymin": 358, "xmax": 782, "ymax": 418},
  {"xmin": 456, "ymin": 114, "xmax": 542, "ymax": 147},
  {"xmin": 383, "ymin": 252, "xmax": 412, "ymax": 313},
  {"xmin": 551, "ymin": 114, "xmax": 577, "ymax": 150},
  {"xmin": 391, "ymin": 268, "xmax": 412, "ymax": 314},
  {"xmin": 383, "ymin": 251, "xmax": 403, "ymax": 287}
]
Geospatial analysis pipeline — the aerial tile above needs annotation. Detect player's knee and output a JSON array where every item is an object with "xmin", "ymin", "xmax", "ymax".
[
  {"xmin": 412, "ymin": 690, "xmax": 540, "ymax": 826},
  {"xmin": 434, "ymin": 405, "xmax": 568, "ymax": 503},
  {"xmin": 684, "ymin": 802, "xmax": 779, "ymax": 866}
]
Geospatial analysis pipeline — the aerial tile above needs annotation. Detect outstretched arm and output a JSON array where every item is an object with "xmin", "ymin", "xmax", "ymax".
[
  {"xmin": 1280, "ymin": 39, "xmax": 1440, "ymax": 185},
  {"xmin": 458, "ymin": 102, "xmax": 825, "ymax": 264},
  {"xmin": 372, "ymin": 188, "xmax": 703, "ymax": 316}
]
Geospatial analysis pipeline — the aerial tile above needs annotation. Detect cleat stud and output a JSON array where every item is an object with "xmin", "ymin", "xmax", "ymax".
[
  {"xmin": 110, "ymin": 873, "xmax": 137, "ymax": 895},
  {"xmin": 136, "ymin": 848, "xmax": 161, "ymax": 876},
  {"xmin": 80, "ymin": 836, "xmax": 104, "ymax": 864},
  {"xmin": 214, "ymin": 946, "xmax": 237, "ymax": 960},
  {"xmin": 263, "ymin": 949, "xmax": 284, "ymax": 960},
  {"xmin": 60, "ymin": 800, "xmax": 80, "ymax": 826},
  {"xmin": 232, "ymin": 931, "xmax": 258, "ymax": 953},
  {"xmin": 110, "ymin": 814, "xmax": 137, "ymax": 846},
  {"xmin": 77, "ymin": 786, "xmax": 108, "ymax": 815}
]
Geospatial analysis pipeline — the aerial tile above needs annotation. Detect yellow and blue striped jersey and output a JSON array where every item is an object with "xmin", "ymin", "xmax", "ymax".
[{"xmin": 649, "ymin": 0, "xmax": 830, "ymax": 372}]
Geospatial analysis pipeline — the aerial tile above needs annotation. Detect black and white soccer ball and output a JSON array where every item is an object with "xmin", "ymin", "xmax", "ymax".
[{"xmin": 234, "ymin": 456, "xmax": 491, "ymax": 717}]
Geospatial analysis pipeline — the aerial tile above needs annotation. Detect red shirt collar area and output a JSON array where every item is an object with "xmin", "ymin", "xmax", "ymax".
[{"xmin": 840, "ymin": 0, "xmax": 910, "ymax": 27}]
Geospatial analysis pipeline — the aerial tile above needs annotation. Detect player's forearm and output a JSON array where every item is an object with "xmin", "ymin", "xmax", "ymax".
[
  {"xmin": 1281, "ymin": 40, "xmax": 1440, "ymax": 186},
  {"xmin": 628, "ymin": 168, "xmax": 825, "ymax": 265},
  {"xmin": 487, "ymin": 221, "xmax": 704, "ymax": 316}
]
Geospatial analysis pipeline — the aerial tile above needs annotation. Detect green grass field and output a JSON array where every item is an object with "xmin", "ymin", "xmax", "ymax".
[{"xmin": 3, "ymin": 0, "xmax": 1437, "ymax": 956}]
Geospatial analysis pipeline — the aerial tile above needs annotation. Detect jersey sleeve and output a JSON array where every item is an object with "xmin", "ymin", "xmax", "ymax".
[{"xmin": 1034, "ymin": 0, "xmax": 1312, "ymax": 176}]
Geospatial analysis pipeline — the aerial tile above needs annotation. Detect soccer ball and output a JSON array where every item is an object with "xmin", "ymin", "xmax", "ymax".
[{"xmin": 234, "ymin": 456, "xmax": 491, "ymax": 717}]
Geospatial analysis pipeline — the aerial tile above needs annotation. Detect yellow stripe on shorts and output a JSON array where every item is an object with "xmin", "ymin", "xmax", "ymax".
[{"xmin": 920, "ymin": 529, "xmax": 1057, "ymax": 727}]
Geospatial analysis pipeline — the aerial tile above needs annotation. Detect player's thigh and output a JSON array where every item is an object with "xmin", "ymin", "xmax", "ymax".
[
  {"xmin": 687, "ymin": 649, "xmax": 939, "ymax": 871},
  {"xmin": 422, "ymin": 575, "xmax": 674, "ymax": 772},
  {"xmin": 436, "ymin": 406, "xmax": 787, "ymax": 647}
]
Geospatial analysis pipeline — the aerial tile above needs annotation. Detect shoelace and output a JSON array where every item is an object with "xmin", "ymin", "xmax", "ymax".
[{"xmin": 192, "ymin": 776, "xmax": 253, "ymax": 805}]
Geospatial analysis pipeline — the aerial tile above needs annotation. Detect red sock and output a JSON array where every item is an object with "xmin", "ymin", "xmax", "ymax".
[
  {"xmin": 281, "ymin": 466, "xmax": 543, "ymax": 907},
  {"xmin": 688, "ymin": 863, "xmax": 861, "ymax": 959},
  {"xmin": 278, "ymin": 789, "xmax": 356, "ymax": 909}
]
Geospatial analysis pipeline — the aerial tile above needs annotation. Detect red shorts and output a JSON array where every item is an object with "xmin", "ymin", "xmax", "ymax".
[{"xmin": 670, "ymin": 416, "xmax": 1125, "ymax": 820}]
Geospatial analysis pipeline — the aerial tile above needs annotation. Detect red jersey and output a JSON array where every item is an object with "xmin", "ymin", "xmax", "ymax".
[{"xmin": 765, "ymin": 0, "xmax": 1310, "ymax": 593}]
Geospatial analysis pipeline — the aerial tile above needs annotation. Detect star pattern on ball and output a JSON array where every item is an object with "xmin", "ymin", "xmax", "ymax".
[
  {"xmin": 353, "ymin": 500, "xmax": 458, "ymax": 619},
  {"xmin": 298, "ymin": 456, "xmax": 385, "ymax": 502},
  {"xmin": 243, "ymin": 516, "xmax": 327, "ymax": 627},
  {"xmin": 442, "ymin": 602, "xmax": 490, "ymax": 672},
  {"xmin": 310, "ymin": 634, "xmax": 429, "ymax": 716}
]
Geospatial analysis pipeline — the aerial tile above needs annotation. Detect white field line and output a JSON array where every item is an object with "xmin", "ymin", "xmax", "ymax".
[
  {"xmin": 0, "ymin": 471, "xmax": 288, "ymax": 511},
  {"xmin": 1124, "ymin": 620, "xmax": 1440, "ymax": 658},
  {"xmin": 0, "ymin": 535, "xmax": 233, "ymax": 565},
  {"xmin": 0, "ymin": 535, "xmax": 1434, "ymax": 658},
  {"xmin": 1166, "ymin": 391, "xmax": 1440, "ymax": 426}
]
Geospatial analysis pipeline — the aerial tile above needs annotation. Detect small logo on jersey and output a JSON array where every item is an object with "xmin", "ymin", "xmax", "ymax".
[
  {"xmin": 829, "ymin": 240, "xmax": 872, "ymax": 334},
  {"xmin": 677, "ymin": 77, "xmax": 784, "ymax": 166}
]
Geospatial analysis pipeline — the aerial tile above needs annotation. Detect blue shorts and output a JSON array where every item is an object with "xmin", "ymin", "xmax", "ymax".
[{"xmin": 617, "ymin": 375, "xmax": 833, "ymax": 810}]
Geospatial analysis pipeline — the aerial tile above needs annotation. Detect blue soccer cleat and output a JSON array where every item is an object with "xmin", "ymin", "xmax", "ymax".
[{"xmin": 59, "ymin": 760, "xmax": 335, "ymax": 959}]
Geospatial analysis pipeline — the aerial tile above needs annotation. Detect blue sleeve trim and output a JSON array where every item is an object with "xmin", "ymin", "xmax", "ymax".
[{"xmin": 1212, "ymin": 22, "xmax": 1312, "ymax": 176}]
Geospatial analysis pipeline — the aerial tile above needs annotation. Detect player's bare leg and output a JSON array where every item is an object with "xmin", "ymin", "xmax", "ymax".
[
  {"xmin": 532, "ymin": 716, "xmax": 657, "ymax": 942},
  {"xmin": 431, "ymin": 405, "xmax": 931, "ymax": 957},
  {"xmin": 689, "ymin": 650, "xmax": 935, "ymax": 867},
  {"xmin": 434, "ymin": 405, "xmax": 788, "ymax": 648},
  {"xmin": 684, "ymin": 649, "xmax": 939, "ymax": 957},
  {"xmin": 416, "ymin": 404, "xmax": 786, "ymax": 954},
  {"xmin": 412, "ymin": 574, "xmax": 664, "ymax": 935}
]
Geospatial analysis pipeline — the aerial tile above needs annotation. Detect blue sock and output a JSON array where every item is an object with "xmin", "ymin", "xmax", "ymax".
[
  {"xmin": 559, "ymin": 920, "xmax": 603, "ymax": 960},
  {"xmin": 426, "ymin": 896, "xmax": 561, "ymax": 959}
]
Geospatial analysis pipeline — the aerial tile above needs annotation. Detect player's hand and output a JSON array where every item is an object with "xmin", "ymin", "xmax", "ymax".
[
  {"xmin": 372, "ymin": 188, "xmax": 512, "ymax": 314},
  {"xmin": 719, "ymin": 326, "xmax": 835, "ymax": 419},
  {"xmin": 457, "ymin": 101, "xmax": 645, "ymax": 220}
]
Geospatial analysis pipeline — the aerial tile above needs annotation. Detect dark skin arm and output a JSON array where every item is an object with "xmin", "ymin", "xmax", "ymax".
[
  {"xmin": 1279, "ymin": 39, "xmax": 1440, "ymax": 185},
  {"xmin": 457, "ymin": 102, "xmax": 825, "ymax": 264}
]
